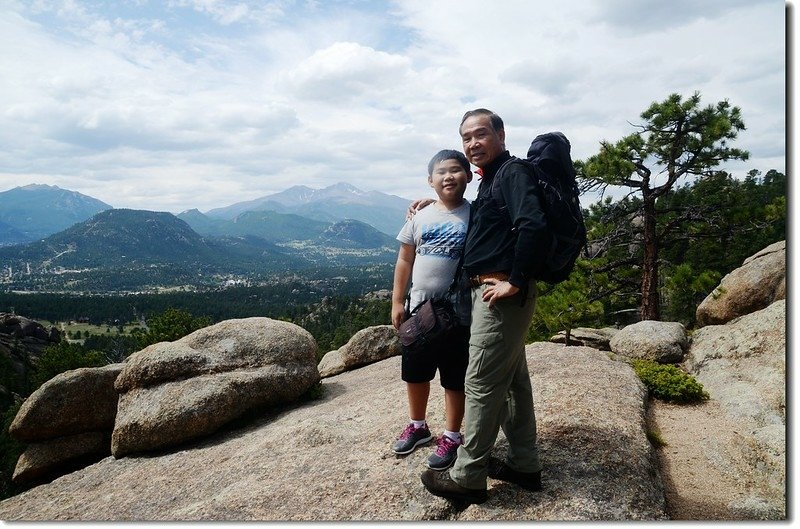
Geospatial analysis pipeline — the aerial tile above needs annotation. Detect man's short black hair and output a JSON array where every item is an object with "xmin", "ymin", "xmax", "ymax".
[
  {"xmin": 459, "ymin": 108, "xmax": 504, "ymax": 134},
  {"xmin": 428, "ymin": 149, "xmax": 471, "ymax": 176}
]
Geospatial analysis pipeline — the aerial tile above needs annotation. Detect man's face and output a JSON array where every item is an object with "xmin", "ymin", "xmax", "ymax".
[
  {"xmin": 428, "ymin": 159, "xmax": 472, "ymax": 201},
  {"xmin": 460, "ymin": 114, "xmax": 506, "ymax": 169}
]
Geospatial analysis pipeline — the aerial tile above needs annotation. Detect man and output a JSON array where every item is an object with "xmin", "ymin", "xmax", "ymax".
[{"xmin": 420, "ymin": 109, "xmax": 549, "ymax": 504}]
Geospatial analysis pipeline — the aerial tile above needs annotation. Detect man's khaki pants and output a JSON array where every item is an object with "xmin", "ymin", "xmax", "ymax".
[{"xmin": 449, "ymin": 280, "xmax": 541, "ymax": 489}]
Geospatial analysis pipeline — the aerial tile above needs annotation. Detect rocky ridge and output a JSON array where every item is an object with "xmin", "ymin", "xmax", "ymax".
[
  {"xmin": 0, "ymin": 314, "xmax": 61, "ymax": 401},
  {"xmin": 0, "ymin": 345, "xmax": 666, "ymax": 521}
]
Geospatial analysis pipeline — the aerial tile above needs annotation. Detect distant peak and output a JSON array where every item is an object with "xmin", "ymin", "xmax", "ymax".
[
  {"xmin": 328, "ymin": 182, "xmax": 362, "ymax": 193},
  {"xmin": 19, "ymin": 183, "xmax": 60, "ymax": 191},
  {"xmin": 316, "ymin": 183, "xmax": 370, "ymax": 199}
]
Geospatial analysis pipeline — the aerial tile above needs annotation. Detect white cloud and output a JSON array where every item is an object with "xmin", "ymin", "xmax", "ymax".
[
  {"xmin": 167, "ymin": 0, "xmax": 289, "ymax": 25},
  {"xmin": 0, "ymin": 0, "xmax": 787, "ymax": 215},
  {"xmin": 281, "ymin": 42, "xmax": 413, "ymax": 103},
  {"xmin": 592, "ymin": 0, "xmax": 775, "ymax": 33}
]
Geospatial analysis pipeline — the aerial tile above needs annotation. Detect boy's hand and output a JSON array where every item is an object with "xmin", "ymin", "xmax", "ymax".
[
  {"xmin": 406, "ymin": 198, "xmax": 435, "ymax": 220},
  {"xmin": 391, "ymin": 301, "xmax": 407, "ymax": 330}
]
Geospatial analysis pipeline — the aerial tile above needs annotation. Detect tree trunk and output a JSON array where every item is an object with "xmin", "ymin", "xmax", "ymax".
[{"xmin": 640, "ymin": 197, "xmax": 660, "ymax": 320}]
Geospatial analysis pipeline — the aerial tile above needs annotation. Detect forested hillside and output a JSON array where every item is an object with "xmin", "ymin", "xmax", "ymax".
[{"xmin": 527, "ymin": 168, "xmax": 786, "ymax": 341}]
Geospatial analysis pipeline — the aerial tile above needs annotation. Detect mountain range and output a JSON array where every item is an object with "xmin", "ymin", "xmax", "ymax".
[
  {"xmin": 0, "ymin": 184, "xmax": 112, "ymax": 244},
  {"xmin": 203, "ymin": 182, "xmax": 409, "ymax": 237},
  {"xmin": 0, "ymin": 182, "xmax": 409, "ymax": 247},
  {"xmin": 0, "ymin": 182, "xmax": 406, "ymax": 290},
  {"xmin": 0, "ymin": 208, "xmax": 397, "ymax": 292},
  {"xmin": 0, "ymin": 219, "xmax": 28, "ymax": 246},
  {"xmin": 176, "ymin": 209, "xmax": 332, "ymax": 242}
]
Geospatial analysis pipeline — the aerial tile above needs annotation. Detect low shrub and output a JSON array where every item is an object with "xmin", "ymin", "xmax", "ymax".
[
  {"xmin": 631, "ymin": 359, "xmax": 709, "ymax": 403},
  {"xmin": 646, "ymin": 428, "xmax": 668, "ymax": 448}
]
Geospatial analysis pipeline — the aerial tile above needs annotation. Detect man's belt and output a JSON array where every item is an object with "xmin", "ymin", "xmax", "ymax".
[{"xmin": 469, "ymin": 272, "xmax": 510, "ymax": 288}]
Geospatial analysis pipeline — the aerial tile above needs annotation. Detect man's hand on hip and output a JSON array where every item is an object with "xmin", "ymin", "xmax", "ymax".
[{"xmin": 481, "ymin": 279, "xmax": 519, "ymax": 307}]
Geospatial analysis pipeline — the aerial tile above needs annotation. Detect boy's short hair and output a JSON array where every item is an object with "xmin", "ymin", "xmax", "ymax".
[
  {"xmin": 427, "ymin": 149, "xmax": 471, "ymax": 176},
  {"xmin": 459, "ymin": 108, "xmax": 504, "ymax": 134}
]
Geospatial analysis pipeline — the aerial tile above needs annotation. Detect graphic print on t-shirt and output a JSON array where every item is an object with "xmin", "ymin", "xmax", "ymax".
[{"xmin": 417, "ymin": 221, "xmax": 466, "ymax": 260}]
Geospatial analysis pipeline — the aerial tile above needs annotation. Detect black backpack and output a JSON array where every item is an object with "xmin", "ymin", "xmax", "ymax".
[{"xmin": 492, "ymin": 132, "xmax": 587, "ymax": 284}]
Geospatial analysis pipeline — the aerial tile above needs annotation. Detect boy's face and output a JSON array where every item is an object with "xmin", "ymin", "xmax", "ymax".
[{"xmin": 428, "ymin": 159, "xmax": 472, "ymax": 202}]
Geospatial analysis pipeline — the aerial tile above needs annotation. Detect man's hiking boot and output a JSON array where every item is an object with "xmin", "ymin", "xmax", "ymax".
[
  {"xmin": 392, "ymin": 423, "xmax": 433, "ymax": 455},
  {"xmin": 426, "ymin": 435, "xmax": 461, "ymax": 470},
  {"xmin": 420, "ymin": 469, "xmax": 487, "ymax": 504},
  {"xmin": 487, "ymin": 456, "xmax": 542, "ymax": 491}
]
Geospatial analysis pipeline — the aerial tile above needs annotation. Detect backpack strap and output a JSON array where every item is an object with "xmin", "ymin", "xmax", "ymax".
[
  {"xmin": 489, "ymin": 157, "xmax": 515, "ymax": 209},
  {"xmin": 489, "ymin": 157, "xmax": 537, "ymax": 230}
]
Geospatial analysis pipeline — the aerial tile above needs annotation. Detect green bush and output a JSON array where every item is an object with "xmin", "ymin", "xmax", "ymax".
[
  {"xmin": 31, "ymin": 342, "xmax": 106, "ymax": 390},
  {"xmin": 631, "ymin": 359, "xmax": 709, "ymax": 403},
  {"xmin": 646, "ymin": 428, "xmax": 668, "ymax": 448},
  {"xmin": 139, "ymin": 307, "xmax": 212, "ymax": 348},
  {"xmin": 1, "ymin": 400, "xmax": 24, "ymax": 499}
]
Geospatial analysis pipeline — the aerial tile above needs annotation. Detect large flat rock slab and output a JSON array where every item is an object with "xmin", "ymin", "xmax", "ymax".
[{"xmin": 0, "ymin": 344, "xmax": 665, "ymax": 521}]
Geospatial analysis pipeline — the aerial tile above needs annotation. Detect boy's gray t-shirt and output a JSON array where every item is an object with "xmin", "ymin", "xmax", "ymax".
[{"xmin": 397, "ymin": 200, "xmax": 470, "ymax": 317}]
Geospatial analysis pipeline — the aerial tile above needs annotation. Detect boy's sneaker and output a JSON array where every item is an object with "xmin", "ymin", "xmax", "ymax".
[
  {"xmin": 427, "ymin": 435, "xmax": 462, "ymax": 470},
  {"xmin": 392, "ymin": 423, "xmax": 433, "ymax": 455}
]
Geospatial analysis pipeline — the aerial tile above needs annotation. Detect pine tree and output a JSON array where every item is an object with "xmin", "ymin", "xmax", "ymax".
[{"xmin": 577, "ymin": 92, "xmax": 749, "ymax": 320}]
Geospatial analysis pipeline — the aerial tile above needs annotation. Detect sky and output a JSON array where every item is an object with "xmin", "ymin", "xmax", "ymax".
[{"xmin": 0, "ymin": 0, "xmax": 789, "ymax": 214}]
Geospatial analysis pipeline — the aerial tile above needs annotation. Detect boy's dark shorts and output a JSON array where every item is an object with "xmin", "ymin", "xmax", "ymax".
[{"xmin": 401, "ymin": 324, "xmax": 469, "ymax": 391}]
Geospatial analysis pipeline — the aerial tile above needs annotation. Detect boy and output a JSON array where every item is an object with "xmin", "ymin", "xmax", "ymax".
[{"xmin": 390, "ymin": 149, "xmax": 472, "ymax": 471}]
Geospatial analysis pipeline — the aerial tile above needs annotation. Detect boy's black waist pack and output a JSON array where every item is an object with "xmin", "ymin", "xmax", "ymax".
[{"xmin": 398, "ymin": 298, "xmax": 458, "ymax": 349}]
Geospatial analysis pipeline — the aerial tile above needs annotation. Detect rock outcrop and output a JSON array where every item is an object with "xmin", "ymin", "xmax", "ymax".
[
  {"xmin": 0, "ymin": 313, "xmax": 59, "ymax": 345},
  {"xmin": 549, "ymin": 327, "xmax": 618, "ymax": 350},
  {"xmin": 10, "ymin": 364, "xmax": 123, "ymax": 442},
  {"xmin": 112, "ymin": 317, "xmax": 319, "ymax": 457},
  {"xmin": 609, "ymin": 320, "xmax": 687, "ymax": 363},
  {"xmin": 0, "ymin": 313, "xmax": 61, "ymax": 387},
  {"xmin": 11, "ymin": 432, "xmax": 109, "ymax": 486},
  {"xmin": 684, "ymin": 300, "xmax": 785, "ymax": 516},
  {"xmin": 9, "ymin": 364, "xmax": 123, "ymax": 484},
  {"xmin": 0, "ymin": 345, "xmax": 667, "ymax": 521},
  {"xmin": 695, "ymin": 240, "xmax": 785, "ymax": 327},
  {"xmin": 318, "ymin": 324, "xmax": 400, "ymax": 378}
]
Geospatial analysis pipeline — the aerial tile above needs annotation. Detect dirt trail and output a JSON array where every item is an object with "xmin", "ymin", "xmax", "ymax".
[{"xmin": 649, "ymin": 398, "xmax": 754, "ymax": 520}]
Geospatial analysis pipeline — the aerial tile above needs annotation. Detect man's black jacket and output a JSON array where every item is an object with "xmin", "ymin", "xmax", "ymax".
[{"xmin": 463, "ymin": 150, "xmax": 549, "ymax": 289}]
